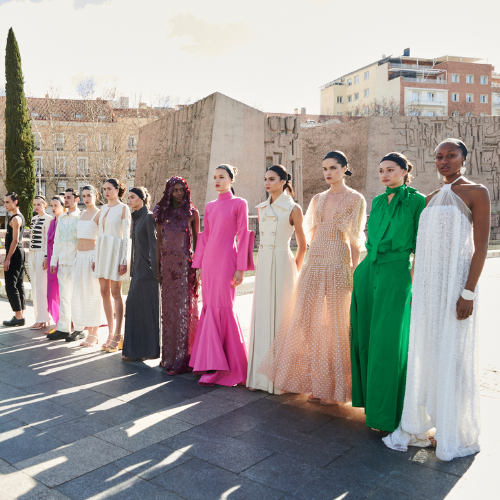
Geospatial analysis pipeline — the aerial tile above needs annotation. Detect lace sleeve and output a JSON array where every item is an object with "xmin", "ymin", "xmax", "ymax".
[{"xmin": 303, "ymin": 195, "xmax": 319, "ymax": 246}]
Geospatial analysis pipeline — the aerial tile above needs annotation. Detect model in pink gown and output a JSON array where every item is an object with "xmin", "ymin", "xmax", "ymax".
[
  {"xmin": 190, "ymin": 191, "xmax": 254, "ymax": 386},
  {"xmin": 46, "ymin": 218, "xmax": 60, "ymax": 324}
]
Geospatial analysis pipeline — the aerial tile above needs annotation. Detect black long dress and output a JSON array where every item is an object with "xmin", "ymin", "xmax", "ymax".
[
  {"xmin": 5, "ymin": 213, "xmax": 26, "ymax": 312},
  {"xmin": 123, "ymin": 206, "xmax": 160, "ymax": 359}
]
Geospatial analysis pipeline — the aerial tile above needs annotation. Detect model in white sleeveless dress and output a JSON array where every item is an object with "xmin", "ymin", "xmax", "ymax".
[
  {"xmin": 383, "ymin": 177, "xmax": 481, "ymax": 461},
  {"xmin": 247, "ymin": 191, "xmax": 298, "ymax": 393}
]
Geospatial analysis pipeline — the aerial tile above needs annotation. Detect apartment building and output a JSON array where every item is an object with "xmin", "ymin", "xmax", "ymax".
[
  {"xmin": 321, "ymin": 50, "xmax": 496, "ymax": 118},
  {"xmin": 0, "ymin": 96, "xmax": 168, "ymax": 202},
  {"xmin": 492, "ymin": 73, "xmax": 500, "ymax": 116}
]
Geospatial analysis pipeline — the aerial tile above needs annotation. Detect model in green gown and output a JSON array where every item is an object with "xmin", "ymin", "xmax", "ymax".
[{"xmin": 351, "ymin": 154, "xmax": 425, "ymax": 432}]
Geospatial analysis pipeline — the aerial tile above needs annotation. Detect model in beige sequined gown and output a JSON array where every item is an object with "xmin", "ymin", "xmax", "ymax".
[{"xmin": 259, "ymin": 187, "xmax": 366, "ymax": 401}]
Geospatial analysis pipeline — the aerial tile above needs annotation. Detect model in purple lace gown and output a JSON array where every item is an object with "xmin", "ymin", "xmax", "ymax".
[
  {"xmin": 154, "ymin": 177, "xmax": 200, "ymax": 375},
  {"xmin": 46, "ymin": 196, "xmax": 65, "ymax": 326}
]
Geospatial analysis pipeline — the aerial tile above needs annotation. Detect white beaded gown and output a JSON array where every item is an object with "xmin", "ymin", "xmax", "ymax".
[{"xmin": 383, "ymin": 180, "xmax": 481, "ymax": 461}]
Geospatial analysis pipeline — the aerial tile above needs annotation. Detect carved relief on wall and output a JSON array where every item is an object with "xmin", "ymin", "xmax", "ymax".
[
  {"xmin": 265, "ymin": 115, "xmax": 303, "ymax": 205},
  {"xmin": 393, "ymin": 116, "xmax": 500, "ymax": 205}
]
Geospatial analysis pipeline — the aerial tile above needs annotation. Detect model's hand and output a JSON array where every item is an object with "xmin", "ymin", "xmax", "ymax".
[
  {"xmin": 232, "ymin": 270, "xmax": 244, "ymax": 288},
  {"xmin": 91, "ymin": 262, "xmax": 95, "ymax": 272},
  {"xmin": 456, "ymin": 296, "xmax": 474, "ymax": 321},
  {"xmin": 3, "ymin": 259, "xmax": 10, "ymax": 272},
  {"xmin": 42, "ymin": 258, "xmax": 48, "ymax": 271},
  {"xmin": 50, "ymin": 266, "xmax": 56, "ymax": 274},
  {"xmin": 118, "ymin": 264, "xmax": 127, "ymax": 276}
]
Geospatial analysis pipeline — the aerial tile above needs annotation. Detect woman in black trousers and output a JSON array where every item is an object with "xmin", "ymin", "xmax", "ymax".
[{"xmin": 3, "ymin": 192, "xmax": 26, "ymax": 327}]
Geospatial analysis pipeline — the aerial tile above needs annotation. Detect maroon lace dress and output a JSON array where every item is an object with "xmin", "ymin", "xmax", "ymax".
[{"xmin": 155, "ymin": 207, "xmax": 199, "ymax": 373}]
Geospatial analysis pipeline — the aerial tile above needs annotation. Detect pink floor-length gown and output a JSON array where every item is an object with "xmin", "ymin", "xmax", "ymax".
[
  {"xmin": 189, "ymin": 191, "xmax": 254, "ymax": 386},
  {"xmin": 46, "ymin": 218, "xmax": 60, "ymax": 324}
]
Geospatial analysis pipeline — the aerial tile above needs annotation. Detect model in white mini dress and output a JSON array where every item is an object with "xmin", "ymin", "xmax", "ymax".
[{"xmin": 92, "ymin": 179, "xmax": 131, "ymax": 352}]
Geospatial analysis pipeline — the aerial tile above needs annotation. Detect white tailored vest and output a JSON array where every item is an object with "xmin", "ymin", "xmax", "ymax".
[{"xmin": 247, "ymin": 191, "xmax": 298, "ymax": 393}]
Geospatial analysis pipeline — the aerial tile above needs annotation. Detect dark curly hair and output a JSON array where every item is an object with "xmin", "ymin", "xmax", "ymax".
[{"xmin": 153, "ymin": 176, "xmax": 196, "ymax": 224}]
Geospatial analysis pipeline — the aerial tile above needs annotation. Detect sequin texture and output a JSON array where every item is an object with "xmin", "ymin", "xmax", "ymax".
[{"xmin": 259, "ymin": 187, "xmax": 366, "ymax": 401}]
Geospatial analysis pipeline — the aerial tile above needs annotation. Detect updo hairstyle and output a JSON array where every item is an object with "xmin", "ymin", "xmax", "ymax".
[
  {"xmin": 268, "ymin": 164, "xmax": 294, "ymax": 198},
  {"xmin": 105, "ymin": 178, "xmax": 126, "ymax": 199},
  {"xmin": 380, "ymin": 152, "xmax": 413, "ymax": 185}
]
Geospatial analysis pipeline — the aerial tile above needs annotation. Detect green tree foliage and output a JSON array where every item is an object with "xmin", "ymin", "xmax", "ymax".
[{"xmin": 4, "ymin": 28, "xmax": 36, "ymax": 225}]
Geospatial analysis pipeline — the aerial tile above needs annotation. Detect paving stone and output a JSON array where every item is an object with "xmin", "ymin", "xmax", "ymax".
[
  {"xmin": 14, "ymin": 436, "xmax": 130, "ymax": 487},
  {"xmin": 446, "ymin": 478, "xmax": 495, "ymax": 500},
  {"xmin": 48, "ymin": 364, "xmax": 112, "ymax": 386},
  {"xmin": 151, "ymin": 457, "xmax": 284, "ymax": 500},
  {"xmin": 0, "ymin": 359, "xmax": 17, "ymax": 373},
  {"xmin": 95, "ymin": 412, "xmax": 193, "ymax": 452},
  {"xmin": 63, "ymin": 393, "xmax": 149, "ymax": 426},
  {"xmin": 383, "ymin": 461, "xmax": 463, "ymax": 499},
  {"xmin": 311, "ymin": 416, "xmax": 381, "ymax": 447},
  {"xmin": 0, "ymin": 366, "xmax": 57, "ymax": 389},
  {"xmin": 0, "ymin": 465, "xmax": 54, "ymax": 500},
  {"xmin": 8, "ymin": 399, "xmax": 84, "ymax": 430},
  {"xmin": 44, "ymin": 415, "xmax": 114, "ymax": 443},
  {"xmin": 160, "ymin": 394, "xmax": 244, "ymax": 425},
  {"xmin": 237, "ymin": 423, "xmax": 350, "ymax": 467},
  {"xmin": 164, "ymin": 426, "xmax": 273, "ymax": 473},
  {"xmin": 209, "ymin": 386, "xmax": 269, "ymax": 405},
  {"xmin": 23, "ymin": 379, "xmax": 102, "ymax": 406},
  {"xmin": 0, "ymin": 419, "xmax": 65, "ymax": 463},
  {"xmin": 113, "ymin": 442, "xmax": 192, "ymax": 480},
  {"xmin": 160, "ymin": 376, "xmax": 219, "ymax": 399},
  {"xmin": 120, "ymin": 389, "xmax": 188, "ymax": 414},
  {"xmin": 411, "ymin": 447, "xmax": 478, "ymax": 477},
  {"xmin": 200, "ymin": 410, "xmax": 262, "ymax": 437},
  {"xmin": 234, "ymin": 396, "xmax": 282, "ymax": 418},
  {"xmin": 56, "ymin": 463, "xmax": 182, "ymax": 500}
]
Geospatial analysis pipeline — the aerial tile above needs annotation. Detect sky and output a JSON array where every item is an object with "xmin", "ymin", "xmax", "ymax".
[{"xmin": 0, "ymin": 0, "xmax": 498, "ymax": 114}]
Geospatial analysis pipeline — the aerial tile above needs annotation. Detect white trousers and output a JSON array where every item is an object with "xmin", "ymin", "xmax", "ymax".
[
  {"xmin": 57, "ymin": 264, "xmax": 84, "ymax": 333},
  {"xmin": 28, "ymin": 250, "xmax": 50, "ymax": 323}
]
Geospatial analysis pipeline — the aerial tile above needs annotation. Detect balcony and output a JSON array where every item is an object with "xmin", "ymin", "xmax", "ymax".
[
  {"xmin": 492, "ymin": 82, "xmax": 500, "ymax": 88},
  {"xmin": 403, "ymin": 77, "xmax": 447, "ymax": 84},
  {"xmin": 407, "ymin": 99, "xmax": 447, "ymax": 106}
]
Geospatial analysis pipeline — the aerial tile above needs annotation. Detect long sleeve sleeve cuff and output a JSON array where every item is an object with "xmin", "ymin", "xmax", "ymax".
[
  {"xmin": 191, "ymin": 231, "xmax": 206, "ymax": 268},
  {"xmin": 236, "ymin": 230, "xmax": 255, "ymax": 271}
]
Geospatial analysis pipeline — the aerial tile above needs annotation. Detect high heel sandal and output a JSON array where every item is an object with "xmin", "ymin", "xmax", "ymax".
[
  {"xmin": 80, "ymin": 334, "xmax": 99, "ymax": 347},
  {"xmin": 101, "ymin": 333, "xmax": 115, "ymax": 351},
  {"xmin": 106, "ymin": 334, "xmax": 123, "ymax": 353}
]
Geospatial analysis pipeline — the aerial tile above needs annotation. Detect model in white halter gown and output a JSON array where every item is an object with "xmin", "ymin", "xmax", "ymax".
[{"xmin": 383, "ymin": 177, "xmax": 481, "ymax": 461}]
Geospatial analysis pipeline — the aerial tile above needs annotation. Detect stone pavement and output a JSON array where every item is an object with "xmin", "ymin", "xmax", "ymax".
[{"xmin": 0, "ymin": 259, "xmax": 498, "ymax": 500}]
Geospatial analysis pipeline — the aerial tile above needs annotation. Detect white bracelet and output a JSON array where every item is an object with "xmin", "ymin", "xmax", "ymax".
[{"xmin": 461, "ymin": 289, "xmax": 475, "ymax": 301}]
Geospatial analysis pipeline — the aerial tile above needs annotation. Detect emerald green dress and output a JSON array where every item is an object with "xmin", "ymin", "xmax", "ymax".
[{"xmin": 351, "ymin": 184, "xmax": 425, "ymax": 432}]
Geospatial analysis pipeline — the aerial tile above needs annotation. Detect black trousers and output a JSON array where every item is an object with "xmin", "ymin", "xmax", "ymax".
[{"xmin": 5, "ymin": 252, "xmax": 25, "ymax": 312}]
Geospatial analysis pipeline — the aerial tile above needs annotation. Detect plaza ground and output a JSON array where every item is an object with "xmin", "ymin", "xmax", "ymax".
[{"xmin": 0, "ymin": 258, "xmax": 498, "ymax": 499}]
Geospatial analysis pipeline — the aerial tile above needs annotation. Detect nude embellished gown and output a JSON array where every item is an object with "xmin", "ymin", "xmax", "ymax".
[{"xmin": 259, "ymin": 188, "xmax": 366, "ymax": 401}]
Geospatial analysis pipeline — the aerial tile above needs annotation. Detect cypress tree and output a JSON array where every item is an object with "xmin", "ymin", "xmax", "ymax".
[{"xmin": 4, "ymin": 27, "xmax": 36, "ymax": 225}]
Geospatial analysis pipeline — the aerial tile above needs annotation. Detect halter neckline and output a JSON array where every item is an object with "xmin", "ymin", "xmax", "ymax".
[{"xmin": 444, "ymin": 175, "xmax": 462, "ymax": 186}]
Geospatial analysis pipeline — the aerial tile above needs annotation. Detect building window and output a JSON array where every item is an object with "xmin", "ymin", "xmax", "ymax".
[
  {"xmin": 127, "ymin": 136, "xmax": 137, "ymax": 151},
  {"xmin": 427, "ymin": 111, "xmax": 435, "ymax": 116},
  {"xmin": 128, "ymin": 158, "xmax": 136, "ymax": 178},
  {"xmin": 452, "ymin": 111, "xmax": 459, "ymax": 116},
  {"xmin": 466, "ymin": 93, "xmax": 473, "ymax": 103},
  {"xmin": 55, "ymin": 133, "xmax": 64, "ymax": 151},
  {"xmin": 354, "ymin": 93, "xmax": 359, "ymax": 100},
  {"xmin": 34, "ymin": 157, "xmax": 43, "ymax": 176},
  {"xmin": 410, "ymin": 111, "xmax": 420, "ymax": 116},
  {"xmin": 54, "ymin": 157, "xmax": 66, "ymax": 176},
  {"xmin": 347, "ymin": 95, "xmax": 352, "ymax": 103},
  {"xmin": 75, "ymin": 113, "xmax": 83, "ymax": 119},
  {"xmin": 77, "ymin": 157, "xmax": 89, "ymax": 176},
  {"xmin": 33, "ymin": 133, "xmax": 41, "ymax": 150},
  {"xmin": 364, "ymin": 106, "xmax": 369, "ymax": 114},
  {"xmin": 466, "ymin": 75, "xmax": 473, "ymax": 84},
  {"xmin": 364, "ymin": 89, "xmax": 369, "ymax": 97},
  {"xmin": 480, "ymin": 95, "xmax": 488, "ymax": 103},
  {"xmin": 99, "ymin": 134, "xmax": 109, "ymax": 152},
  {"xmin": 452, "ymin": 74, "xmax": 459, "ymax": 83},
  {"xmin": 466, "ymin": 112, "xmax": 473, "ymax": 117},
  {"xmin": 412, "ymin": 91, "xmax": 419, "ymax": 102},
  {"xmin": 480, "ymin": 76, "xmax": 488, "ymax": 85},
  {"xmin": 77, "ymin": 134, "xmax": 87, "ymax": 152},
  {"xmin": 57, "ymin": 181, "xmax": 67, "ymax": 192},
  {"xmin": 347, "ymin": 79, "xmax": 352, "ymax": 86},
  {"xmin": 100, "ymin": 157, "xmax": 111, "ymax": 176},
  {"xmin": 337, "ymin": 112, "xmax": 343, "ymax": 116},
  {"xmin": 336, "ymin": 96, "xmax": 343, "ymax": 103},
  {"xmin": 354, "ymin": 76, "xmax": 359, "ymax": 84},
  {"xmin": 452, "ymin": 93, "xmax": 459, "ymax": 102},
  {"xmin": 364, "ymin": 71, "xmax": 369, "ymax": 80},
  {"xmin": 428, "ymin": 92, "xmax": 435, "ymax": 102}
]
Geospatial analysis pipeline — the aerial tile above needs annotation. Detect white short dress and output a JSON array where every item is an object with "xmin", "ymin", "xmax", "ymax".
[{"xmin": 94, "ymin": 204, "xmax": 131, "ymax": 281}]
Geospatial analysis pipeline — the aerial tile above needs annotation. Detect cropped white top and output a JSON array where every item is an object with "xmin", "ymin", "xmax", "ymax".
[
  {"xmin": 93, "ymin": 203, "xmax": 131, "ymax": 281},
  {"xmin": 77, "ymin": 211, "xmax": 99, "ymax": 240}
]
